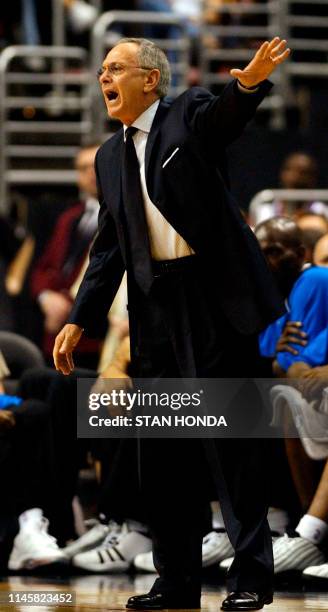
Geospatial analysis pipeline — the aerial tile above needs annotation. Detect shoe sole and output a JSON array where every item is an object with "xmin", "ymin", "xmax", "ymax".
[
  {"xmin": 126, "ymin": 606, "xmax": 200, "ymax": 610},
  {"xmin": 8, "ymin": 556, "xmax": 68, "ymax": 571},
  {"xmin": 302, "ymin": 574, "xmax": 328, "ymax": 589},
  {"xmin": 73, "ymin": 561, "xmax": 130, "ymax": 573},
  {"xmin": 221, "ymin": 596, "xmax": 273, "ymax": 611}
]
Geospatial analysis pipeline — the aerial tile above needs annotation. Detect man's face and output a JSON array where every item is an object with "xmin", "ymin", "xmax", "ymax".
[
  {"xmin": 280, "ymin": 154, "xmax": 317, "ymax": 189},
  {"xmin": 98, "ymin": 43, "xmax": 156, "ymax": 125},
  {"xmin": 75, "ymin": 147, "xmax": 98, "ymax": 198},
  {"xmin": 256, "ymin": 227, "xmax": 304, "ymax": 297}
]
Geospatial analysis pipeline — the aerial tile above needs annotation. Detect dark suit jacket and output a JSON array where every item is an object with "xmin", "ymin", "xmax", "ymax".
[{"xmin": 69, "ymin": 80, "xmax": 284, "ymax": 341}]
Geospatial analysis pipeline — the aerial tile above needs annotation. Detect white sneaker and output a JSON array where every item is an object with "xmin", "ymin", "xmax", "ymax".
[
  {"xmin": 73, "ymin": 523, "xmax": 152, "ymax": 572},
  {"xmin": 273, "ymin": 534, "xmax": 325, "ymax": 574},
  {"xmin": 134, "ymin": 550, "xmax": 156, "ymax": 573},
  {"xmin": 8, "ymin": 508, "xmax": 67, "ymax": 570},
  {"xmin": 133, "ymin": 531, "xmax": 235, "ymax": 573},
  {"xmin": 202, "ymin": 531, "xmax": 234, "ymax": 567},
  {"xmin": 62, "ymin": 520, "xmax": 114, "ymax": 559},
  {"xmin": 219, "ymin": 556, "xmax": 233, "ymax": 572},
  {"xmin": 303, "ymin": 562, "xmax": 328, "ymax": 581}
]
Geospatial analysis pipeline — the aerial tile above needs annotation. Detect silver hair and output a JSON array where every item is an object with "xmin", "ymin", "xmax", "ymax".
[{"xmin": 113, "ymin": 37, "xmax": 171, "ymax": 98}]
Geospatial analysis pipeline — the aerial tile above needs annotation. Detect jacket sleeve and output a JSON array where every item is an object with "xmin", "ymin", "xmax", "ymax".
[
  {"xmin": 187, "ymin": 80, "xmax": 273, "ymax": 149},
  {"xmin": 68, "ymin": 158, "xmax": 125, "ymax": 336}
]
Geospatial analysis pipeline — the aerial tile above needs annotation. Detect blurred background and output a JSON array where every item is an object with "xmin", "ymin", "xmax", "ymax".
[{"xmin": 0, "ymin": 0, "xmax": 327, "ymax": 351}]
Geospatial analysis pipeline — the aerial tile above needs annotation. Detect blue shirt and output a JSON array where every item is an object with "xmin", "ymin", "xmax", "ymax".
[
  {"xmin": 0, "ymin": 394, "xmax": 22, "ymax": 409},
  {"xmin": 259, "ymin": 267, "xmax": 328, "ymax": 371}
]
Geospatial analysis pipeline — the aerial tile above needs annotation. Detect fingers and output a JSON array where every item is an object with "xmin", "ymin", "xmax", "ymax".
[
  {"xmin": 256, "ymin": 41, "xmax": 269, "ymax": 60},
  {"xmin": 272, "ymin": 48, "xmax": 291, "ymax": 65},
  {"xmin": 53, "ymin": 329, "xmax": 74, "ymax": 375},
  {"xmin": 270, "ymin": 39, "xmax": 287, "ymax": 58},
  {"xmin": 285, "ymin": 335, "xmax": 307, "ymax": 346},
  {"xmin": 258, "ymin": 37, "xmax": 291, "ymax": 64},
  {"xmin": 264, "ymin": 37, "xmax": 282, "ymax": 59},
  {"xmin": 67, "ymin": 351, "xmax": 75, "ymax": 372},
  {"xmin": 284, "ymin": 346, "xmax": 299, "ymax": 356}
]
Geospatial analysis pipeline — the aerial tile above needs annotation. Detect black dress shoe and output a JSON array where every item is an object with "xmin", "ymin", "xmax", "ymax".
[
  {"xmin": 220, "ymin": 592, "xmax": 273, "ymax": 611},
  {"xmin": 126, "ymin": 592, "xmax": 201, "ymax": 610}
]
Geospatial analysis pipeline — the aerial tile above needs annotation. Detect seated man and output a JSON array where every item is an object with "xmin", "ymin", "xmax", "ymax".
[
  {"xmin": 255, "ymin": 217, "xmax": 328, "ymax": 574},
  {"xmin": 220, "ymin": 217, "xmax": 328, "ymax": 577}
]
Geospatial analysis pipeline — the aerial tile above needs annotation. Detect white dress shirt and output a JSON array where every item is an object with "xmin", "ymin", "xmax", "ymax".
[{"xmin": 124, "ymin": 100, "xmax": 194, "ymax": 261}]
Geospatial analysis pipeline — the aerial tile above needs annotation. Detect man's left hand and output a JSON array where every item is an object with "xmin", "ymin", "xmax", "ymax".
[{"xmin": 230, "ymin": 37, "xmax": 290, "ymax": 88}]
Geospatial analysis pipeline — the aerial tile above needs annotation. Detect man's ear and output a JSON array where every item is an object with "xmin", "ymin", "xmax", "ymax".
[{"xmin": 143, "ymin": 69, "xmax": 160, "ymax": 94}]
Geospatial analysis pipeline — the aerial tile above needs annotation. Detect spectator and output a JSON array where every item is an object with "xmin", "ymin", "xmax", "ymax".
[
  {"xmin": 249, "ymin": 152, "xmax": 328, "ymax": 226},
  {"xmin": 296, "ymin": 213, "xmax": 328, "ymax": 264},
  {"xmin": 313, "ymin": 233, "xmax": 328, "ymax": 268},
  {"xmin": 255, "ymin": 216, "xmax": 328, "ymax": 574},
  {"xmin": 30, "ymin": 143, "xmax": 105, "ymax": 368}
]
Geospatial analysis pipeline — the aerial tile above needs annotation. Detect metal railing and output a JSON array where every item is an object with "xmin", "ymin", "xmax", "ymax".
[
  {"xmin": 282, "ymin": 0, "xmax": 328, "ymax": 80},
  {"xmin": 199, "ymin": 1, "xmax": 287, "ymax": 128},
  {"xmin": 0, "ymin": 45, "xmax": 92, "ymax": 213},
  {"xmin": 249, "ymin": 189, "xmax": 328, "ymax": 225},
  {"xmin": 90, "ymin": 10, "xmax": 190, "ymax": 140}
]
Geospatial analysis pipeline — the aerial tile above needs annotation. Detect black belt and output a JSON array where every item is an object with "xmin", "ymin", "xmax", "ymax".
[{"xmin": 152, "ymin": 255, "xmax": 198, "ymax": 277}]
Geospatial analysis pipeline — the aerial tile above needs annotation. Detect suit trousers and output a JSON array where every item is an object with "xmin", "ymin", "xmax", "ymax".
[{"xmin": 128, "ymin": 255, "xmax": 273, "ymax": 597}]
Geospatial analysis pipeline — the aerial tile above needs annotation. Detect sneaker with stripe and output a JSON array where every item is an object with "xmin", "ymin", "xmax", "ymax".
[
  {"xmin": 202, "ymin": 531, "xmax": 234, "ymax": 567},
  {"xmin": 303, "ymin": 562, "xmax": 328, "ymax": 582},
  {"xmin": 72, "ymin": 523, "xmax": 152, "ymax": 572},
  {"xmin": 134, "ymin": 530, "xmax": 235, "ymax": 573},
  {"xmin": 273, "ymin": 534, "xmax": 325, "ymax": 574},
  {"xmin": 62, "ymin": 519, "xmax": 115, "ymax": 559}
]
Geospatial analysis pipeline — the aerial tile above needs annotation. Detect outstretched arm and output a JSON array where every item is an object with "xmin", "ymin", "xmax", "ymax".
[{"xmin": 190, "ymin": 37, "xmax": 290, "ymax": 148}]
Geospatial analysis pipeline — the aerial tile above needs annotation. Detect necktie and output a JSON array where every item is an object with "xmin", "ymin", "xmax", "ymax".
[{"xmin": 121, "ymin": 127, "xmax": 153, "ymax": 293}]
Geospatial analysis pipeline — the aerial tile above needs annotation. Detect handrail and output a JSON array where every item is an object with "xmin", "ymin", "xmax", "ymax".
[{"xmin": 0, "ymin": 45, "xmax": 91, "ymax": 213}]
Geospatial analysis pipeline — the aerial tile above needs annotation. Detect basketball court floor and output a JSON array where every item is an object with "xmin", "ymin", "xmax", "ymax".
[{"xmin": 1, "ymin": 573, "xmax": 328, "ymax": 611}]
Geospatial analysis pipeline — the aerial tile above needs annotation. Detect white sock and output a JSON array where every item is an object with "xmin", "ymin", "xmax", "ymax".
[
  {"xmin": 296, "ymin": 514, "xmax": 328, "ymax": 545},
  {"xmin": 211, "ymin": 502, "xmax": 225, "ymax": 530},
  {"xmin": 267, "ymin": 507, "xmax": 289, "ymax": 535},
  {"xmin": 19, "ymin": 508, "xmax": 42, "ymax": 529}
]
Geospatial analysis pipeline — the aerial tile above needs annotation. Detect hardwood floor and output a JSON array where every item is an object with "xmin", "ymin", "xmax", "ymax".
[{"xmin": 1, "ymin": 574, "xmax": 328, "ymax": 611}]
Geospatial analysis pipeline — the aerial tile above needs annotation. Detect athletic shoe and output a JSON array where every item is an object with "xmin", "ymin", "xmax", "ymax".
[
  {"xmin": 73, "ymin": 523, "xmax": 152, "ymax": 572},
  {"xmin": 134, "ymin": 530, "xmax": 235, "ymax": 573},
  {"xmin": 273, "ymin": 534, "xmax": 325, "ymax": 574},
  {"xmin": 303, "ymin": 562, "xmax": 328, "ymax": 583},
  {"xmin": 219, "ymin": 556, "xmax": 233, "ymax": 572},
  {"xmin": 8, "ymin": 508, "xmax": 67, "ymax": 570},
  {"xmin": 134, "ymin": 550, "xmax": 156, "ymax": 573},
  {"xmin": 62, "ymin": 519, "xmax": 115, "ymax": 559},
  {"xmin": 202, "ymin": 531, "xmax": 234, "ymax": 567}
]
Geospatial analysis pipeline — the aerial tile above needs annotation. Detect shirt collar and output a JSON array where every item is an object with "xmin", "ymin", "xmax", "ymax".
[{"xmin": 123, "ymin": 99, "xmax": 160, "ymax": 140}]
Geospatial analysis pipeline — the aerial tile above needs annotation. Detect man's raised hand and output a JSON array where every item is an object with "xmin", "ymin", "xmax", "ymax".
[
  {"xmin": 53, "ymin": 323, "xmax": 83, "ymax": 375},
  {"xmin": 230, "ymin": 37, "xmax": 290, "ymax": 89}
]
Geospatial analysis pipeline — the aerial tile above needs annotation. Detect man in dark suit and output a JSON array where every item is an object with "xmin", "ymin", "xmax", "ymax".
[{"xmin": 54, "ymin": 37, "xmax": 289, "ymax": 610}]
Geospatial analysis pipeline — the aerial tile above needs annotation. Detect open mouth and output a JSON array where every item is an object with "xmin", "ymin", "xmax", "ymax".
[{"xmin": 106, "ymin": 91, "xmax": 119, "ymax": 101}]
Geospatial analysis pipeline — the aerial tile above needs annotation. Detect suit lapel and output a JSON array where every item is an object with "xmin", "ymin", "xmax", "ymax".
[
  {"xmin": 101, "ymin": 130, "xmax": 124, "ymax": 220},
  {"xmin": 145, "ymin": 98, "xmax": 170, "ymax": 194}
]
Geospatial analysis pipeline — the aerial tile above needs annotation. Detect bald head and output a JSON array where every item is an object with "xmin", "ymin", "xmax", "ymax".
[
  {"xmin": 255, "ymin": 216, "xmax": 303, "ymax": 249},
  {"xmin": 255, "ymin": 216, "xmax": 305, "ymax": 297}
]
